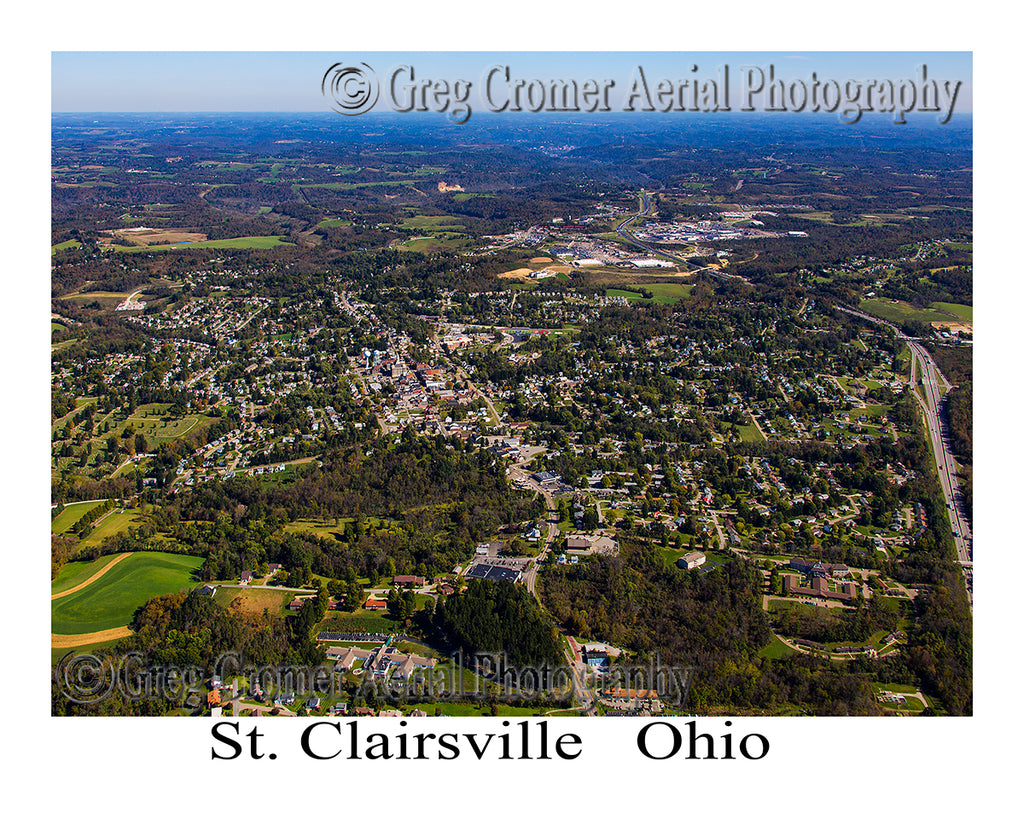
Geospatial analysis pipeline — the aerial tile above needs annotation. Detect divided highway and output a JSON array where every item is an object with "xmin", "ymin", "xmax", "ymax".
[
  {"xmin": 616, "ymin": 191, "xmax": 733, "ymax": 281},
  {"xmin": 837, "ymin": 307, "xmax": 973, "ymax": 604}
]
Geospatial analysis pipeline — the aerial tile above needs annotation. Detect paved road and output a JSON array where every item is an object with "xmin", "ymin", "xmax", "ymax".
[
  {"xmin": 616, "ymin": 191, "xmax": 734, "ymax": 281},
  {"xmin": 515, "ymin": 487, "xmax": 596, "ymax": 713},
  {"xmin": 837, "ymin": 307, "xmax": 973, "ymax": 604}
]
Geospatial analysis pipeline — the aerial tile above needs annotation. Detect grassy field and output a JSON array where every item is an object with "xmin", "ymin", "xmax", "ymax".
[
  {"xmin": 75, "ymin": 509, "xmax": 142, "ymax": 552},
  {"xmin": 398, "ymin": 234, "xmax": 470, "ymax": 253},
  {"xmin": 758, "ymin": 634, "xmax": 797, "ymax": 659},
  {"xmin": 607, "ymin": 282, "xmax": 691, "ymax": 305},
  {"xmin": 399, "ymin": 215, "xmax": 466, "ymax": 230},
  {"xmin": 51, "ymin": 552, "xmax": 204, "ymax": 634},
  {"xmin": 51, "ymin": 552, "xmax": 124, "ymax": 594},
  {"xmin": 127, "ymin": 403, "xmax": 215, "ymax": 447},
  {"xmin": 860, "ymin": 298, "xmax": 952, "ymax": 325},
  {"xmin": 213, "ymin": 586, "xmax": 298, "ymax": 617},
  {"xmin": 644, "ymin": 282, "xmax": 693, "ymax": 303},
  {"xmin": 318, "ymin": 611, "xmax": 403, "ymax": 633},
  {"xmin": 734, "ymin": 423, "xmax": 764, "ymax": 442},
  {"xmin": 111, "ymin": 236, "xmax": 294, "ymax": 253},
  {"xmin": 52, "ymin": 500, "xmax": 106, "ymax": 534},
  {"xmin": 930, "ymin": 301, "xmax": 973, "ymax": 322},
  {"xmin": 52, "ymin": 240, "xmax": 82, "ymax": 254}
]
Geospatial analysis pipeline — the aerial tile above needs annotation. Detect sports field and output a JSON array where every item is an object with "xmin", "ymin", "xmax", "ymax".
[{"xmin": 51, "ymin": 552, "xmax": 203, "ymax": 634}]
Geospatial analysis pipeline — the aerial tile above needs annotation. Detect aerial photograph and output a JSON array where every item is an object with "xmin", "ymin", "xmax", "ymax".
[{"xmin": 50, "ymin": 51, "xmax": 973, "ymax": 720}]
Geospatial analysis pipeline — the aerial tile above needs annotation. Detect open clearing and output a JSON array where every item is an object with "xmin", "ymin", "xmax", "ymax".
[
  {"xmin": 99, "ymin": 228, "xmax": 207, "ymax": 247},
  {"xmin": 860, "ymin": 298, "xmax": 953, "ymax": 325},
  {"xmin": 110, "ymin": 236, "xmax": 295, "ymax": 253},
  {"xmin": 930, "ymin": 301, "xmax": 973, "ymax": 322},
  {"xmin": 126, "ymin": 403, "xmax": 215, "ymax": 447},
  {"xmin": 499, "ymin": 267, "xmax": 534, "ymax": 279},
  {"xmin": 607, "ymin": 282, "xmax": 692, "ymax": 305},
  {"xmin": 52, "ymin": 552, "xmax": 132, "ymax": 598},
  {"xmin": 73, "ymin": 509, "xmax": 142, "ymax": 553},
  {"xmin": 52, "ymin": 500, "xmax": 106, "ymax": 534},
  {"xmin": 215, "ymin": 586, "xmax": 299, "ymax": 617},
  {"xmin": 51, "ymin": 551, "xmax": 203, "ymax": 634}
]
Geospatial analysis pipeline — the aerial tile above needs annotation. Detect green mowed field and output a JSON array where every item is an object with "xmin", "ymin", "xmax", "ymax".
[
  {"xmin": 930, "ymin": 301, "xmax": 973, "ymax": 322},
  {"xmin": 51, "ymin": 552, "xmax": 124, "ymax": 594},
  {"xmin": 52, "ymin": 500, "xmax": 106, "ymax": 534},
  {"xmin": 398, "ymin": 234, "xmax": 470, "ymax": 253},
  {"xmin": 607, "ymin": 282, "xmax": 691, "ymax": 305},
  {"xmin": 398, "ymin": 215, "xmax": 466, "ymax": 230},
  {"xmin": 758, "ymin": 634, "xmax": 797, "ymax": 659},
  {"xmin": 52, "ymin": 552, "xmax": 204, "ymax": 634},
  {"xmin": 734, "ymin": 423, "xmax": 764, "ymax": 442},
  {"xmin": 74, "ymin": 509, "xmax": 142, "ymax": 553},
  {"xmin": 112, "ymin": 236, "xmax": 294, "ymax": 252},
  {"xmin": 859, "ymin": 298, "xmax": 951, "ymax": 325},
  {"xmin": 52, "ymin": 240, "xmax": 82, "ymax": 254}
]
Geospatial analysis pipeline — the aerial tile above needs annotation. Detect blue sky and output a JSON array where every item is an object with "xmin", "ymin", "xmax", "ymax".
[{"xmin": 52, "ymin": 52, "xmax": 972, "ymax": 113}]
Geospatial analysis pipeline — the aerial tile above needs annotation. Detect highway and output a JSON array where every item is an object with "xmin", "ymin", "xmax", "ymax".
[
  {"xmin": 616, "ymin": 191, "xmax": 735, "ymax": 281},
  {"xmin": 837, "ymin": 306, "xmax": 973, "ymax": 603}
]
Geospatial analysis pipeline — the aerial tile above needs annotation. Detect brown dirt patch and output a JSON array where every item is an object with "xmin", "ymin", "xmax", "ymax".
[
  {"xmin": 498, "ymin": 268, "xmax": 533, "ymax": 279},
  {"xmin": 529, "ymin": 256, "xmax": 553, "ymax": 264}
]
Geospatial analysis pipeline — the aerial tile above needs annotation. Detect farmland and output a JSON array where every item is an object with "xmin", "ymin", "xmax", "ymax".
[{"xmin": 51, "ymin": 552, "xmax": 203, "ymax": 634}]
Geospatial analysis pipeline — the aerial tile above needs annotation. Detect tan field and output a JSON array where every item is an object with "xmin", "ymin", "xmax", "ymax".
[
  {"xmin": 100, "ymin": 228, "xmax": 208, "ymax": 247},
  {"xmin": 51, "ymin": 626, "xmax": 132, "ymax": 648},
  {"xmin": 932, "ymin": 321, "xmax": 971, "ymax": 333},
  {"xmin": 529, "ymin": 256, "xmax": 553, "ymax": 263}
]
